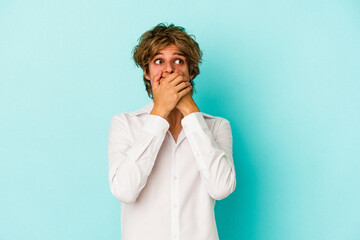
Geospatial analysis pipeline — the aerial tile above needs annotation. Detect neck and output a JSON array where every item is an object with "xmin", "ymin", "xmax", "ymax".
[{"xmin": 166, "ymin": 108, "xmax": 184, "ymax": 129}]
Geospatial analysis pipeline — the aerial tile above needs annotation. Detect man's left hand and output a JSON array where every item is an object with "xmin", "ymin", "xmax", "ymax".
[{"xmin": 174, "ymin": 70, "xmax": 200, "ymax": 117}]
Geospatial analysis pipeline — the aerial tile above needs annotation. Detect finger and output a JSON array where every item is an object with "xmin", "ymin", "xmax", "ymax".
[
  {"xmin": 152, "ymin": 70, "xmax": 162, "ymax": 87},
  {"xmin": 174, "ymin": 70, "xmax": 186, "ymax": 79},
  {"xmin": 174, "ymin": 81, "xmax": 191, "ymax": 92},
  {"xmin": 163, "ymin": 71, "xmax": 180, "ymax": 83},
  {"xmin": 177, "ymin": 84, "xmax": 192, "ymax": 98},
  {"xmin": 174, "ymin": 69, "xmax": 184, "ymax": 76},
  {"xmin": 171, "ymin": 74, "xmax": 189, "ymax": 87}
]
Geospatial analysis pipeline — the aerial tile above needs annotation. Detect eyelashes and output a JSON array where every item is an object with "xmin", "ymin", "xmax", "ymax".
[{"xmin": 154, "ymin": 59, "xmax": 184, "ymax": 65}]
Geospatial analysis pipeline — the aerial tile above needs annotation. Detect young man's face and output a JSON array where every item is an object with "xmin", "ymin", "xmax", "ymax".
[{"xmin": 144, "ymin": 44, "xmax": 193, "ymax": 83}]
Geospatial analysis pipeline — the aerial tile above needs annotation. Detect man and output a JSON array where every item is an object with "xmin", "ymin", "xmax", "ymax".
[{"xmin": 108, "ymin": 23, "xmax": 236, "ymax": 240}]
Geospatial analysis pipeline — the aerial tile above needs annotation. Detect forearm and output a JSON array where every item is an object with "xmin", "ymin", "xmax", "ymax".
[
  {"xmin": 108, "ymin": 114, "xmax": 169, "ymax": 203},
  {"xmin": 181, "ymin": 112, "xmax": 236, "ymax": 200}
]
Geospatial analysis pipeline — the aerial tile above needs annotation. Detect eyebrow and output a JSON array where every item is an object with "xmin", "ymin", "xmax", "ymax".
[{"xmin": 154, "ymin": 52, "xmax": 185, "ymax": 57}]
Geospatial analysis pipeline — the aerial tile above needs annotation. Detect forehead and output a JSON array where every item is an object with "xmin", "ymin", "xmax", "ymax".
[{"xmin": 155, "ymin": 44, "xmax": 184, "ymax": 56}]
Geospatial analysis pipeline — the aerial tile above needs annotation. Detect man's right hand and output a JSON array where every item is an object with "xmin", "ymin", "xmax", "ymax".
[{"xmin": 150, "ymin": 70, "xmax": 192, "ymax": 118}]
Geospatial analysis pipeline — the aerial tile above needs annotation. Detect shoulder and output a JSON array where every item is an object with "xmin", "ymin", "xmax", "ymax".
[
  {"xmin": 186, "ymin": 111, "xmax": 230, "ymax": 135},
  {"xmin": 201, "ymin": 112, "xmax": 230, "ymax": 126},
  {"xmin": 110, "ymin": 100, "xmax": 154, "ymax": 121}
]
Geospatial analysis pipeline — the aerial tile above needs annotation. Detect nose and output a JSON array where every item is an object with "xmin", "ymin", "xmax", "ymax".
[{"xmin": 163, "ymin": 61, "xmax": 174, "ymax": 74}]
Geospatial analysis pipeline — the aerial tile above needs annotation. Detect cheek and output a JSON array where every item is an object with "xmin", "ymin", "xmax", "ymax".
[
  {"xmin": 147, "ymin": 64, "xmax": 160, "ymax": 76},
  {"xmin": 180, "ymin": 66, "xmax": 190, "ymax": 75}
]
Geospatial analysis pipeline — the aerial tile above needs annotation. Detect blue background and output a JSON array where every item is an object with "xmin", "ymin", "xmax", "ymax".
[{"xmin": 1, "ymin": 0, "xmax": 359, "ymax": 239}]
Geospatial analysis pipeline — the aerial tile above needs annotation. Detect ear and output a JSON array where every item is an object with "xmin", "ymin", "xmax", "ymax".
[{"xmin": 144, "ymin": 69, "xmax": 150, "ymax": 81}]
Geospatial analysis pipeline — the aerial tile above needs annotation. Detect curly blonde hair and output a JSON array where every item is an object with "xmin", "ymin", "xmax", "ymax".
[{"xmin": 132, "ymin": 23, "xmax": 203, "ymax": 98}]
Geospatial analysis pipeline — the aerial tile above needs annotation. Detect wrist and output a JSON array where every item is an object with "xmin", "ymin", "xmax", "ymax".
[
  {"xmin": 150, "ymin": 107, "xmax": 169, "ymax": 119},
  {"xmin": 181, "ymin": 106, "xmax": 200, "ymax": 117}
]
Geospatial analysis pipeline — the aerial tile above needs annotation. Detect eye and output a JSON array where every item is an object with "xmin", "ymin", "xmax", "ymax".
[
  {"xmin": 154, "ymin": 59, "xmax": 162, "ymax": 64},
  {"xmin": 175, "ymin": 59, "xmax": 184, "ymax": 64}
]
